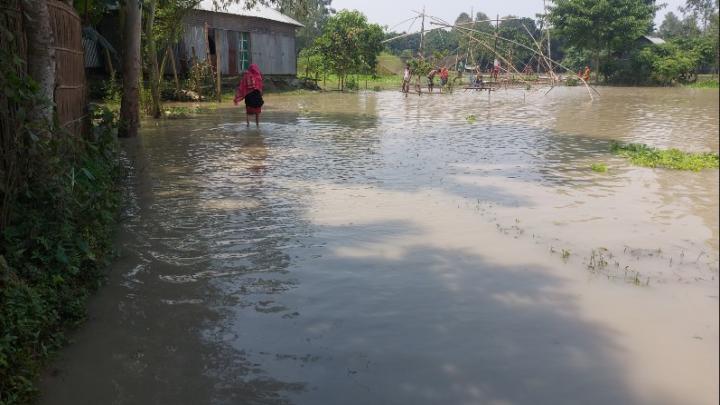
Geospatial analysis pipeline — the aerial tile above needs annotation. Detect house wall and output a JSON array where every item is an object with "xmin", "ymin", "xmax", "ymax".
[{"xmin": 181, "ymin": 10, "xmax": 297, "ymax": 76}]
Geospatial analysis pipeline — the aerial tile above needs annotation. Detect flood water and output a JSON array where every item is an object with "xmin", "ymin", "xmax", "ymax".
[{"xmin": 42, "ymin": 87, "xmax": 719, "ymax": 405}]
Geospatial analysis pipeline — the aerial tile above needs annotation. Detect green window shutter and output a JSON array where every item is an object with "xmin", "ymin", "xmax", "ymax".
[{"xmin": 238, "ymin": 32, "xmax": 250, "ymax": 71}]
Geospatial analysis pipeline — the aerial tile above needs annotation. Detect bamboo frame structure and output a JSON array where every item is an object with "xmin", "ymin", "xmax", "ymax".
[{"xmin": 384, "ymin": 9, "xmax": 599, "ymax": 101}]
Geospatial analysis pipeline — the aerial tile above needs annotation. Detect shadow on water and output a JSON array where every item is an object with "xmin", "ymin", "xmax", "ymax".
[
  {"xmin": 209, "ymin": 219, "xmax": 670, "ymax": 405},
  {"xmin": 40, "ymin": 89, "xmax": 717, "ymax": 404}
]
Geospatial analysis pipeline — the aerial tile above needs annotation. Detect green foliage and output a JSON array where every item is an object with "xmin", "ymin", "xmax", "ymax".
[
  {"xmin": 0, "ymin": 32, "xmax": 121, "ymax": 403},
  {"xmin": 646, "ymin": 43, "xmax": 700, "ymax": 84},
  {"xmin": 591, "ymin": 163, "xmax": 608, "ymax": 172},
  {"xmin": 684, "ymin": 76, "xmax": 720, "ymax": 87},
  {"xmin": 408, "ymin": 58, "xmax": 433, "ymax": 77},
  {"xmin": 102, "ymin": 74, "xmax": 122, "ymax": 105},
  {"xmin": 153, "ymin": 0, "xmax": 200, "ymax": 47},
  {"xmin": 185, "ymin": 59, "xmax": 216, "ymax": 99},
  {"xmin": 0, "ymin": 107, "xmax": 122, "ymax": 404},
  {"xmin": 611, "ymin": 142, "xmax": 720, "ymax": 171},
  {"xmin": 289, "ymin": 0, "xmax": 335, "ymax": 51},
  {"xmin": 298, "ymin": 47, "xmax": 327, "ymax": 79},
  {"xmin": 550, "ymin": 0, "xmax": 656, "ymax": 80},
  {"xmin": 313, "ymin": 10, "xmax": 384, "ymax": 90}
]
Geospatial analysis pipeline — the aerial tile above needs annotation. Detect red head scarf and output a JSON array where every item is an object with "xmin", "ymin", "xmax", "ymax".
[{"xmin": 234, "ymin": 64, "xmax": 264, "ymax": 105}]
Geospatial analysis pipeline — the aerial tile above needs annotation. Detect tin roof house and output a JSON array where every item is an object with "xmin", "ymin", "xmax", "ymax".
[{"xmin": 180, "ymin": 0, "xmax": 303, "ymax": 77}]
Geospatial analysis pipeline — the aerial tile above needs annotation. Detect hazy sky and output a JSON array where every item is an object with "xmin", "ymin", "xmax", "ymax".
[{"xmin": 331, "ymin": 0, "xmax": 686, "ymax": 32}]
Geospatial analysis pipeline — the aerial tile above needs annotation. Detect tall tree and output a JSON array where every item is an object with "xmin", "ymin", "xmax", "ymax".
[
  {"xmin": 23, "ymin": 0, "xmax": 55, "ymax": 125},
  {"xmin": 681, "ymin": 0, "xmax": 718, "ymax": 30},
  {"xmin": 314, "ymin": 10, "xmax": 383, "ymax": 90},
  {"xmin": 659, "ymin": 11, "xmax": 685, "ymax": 38},
  {"xmin": 287, "ymin": 0, "xmax": 334, "ymax": 52},
  {"xmin": 549, "ymin": 0, "xmax": 655, "ymax": 82},
  {"xmin": 119, "ymin": 0, "xmax": 141, "ymax": 137},
  {"xmin": 145, "ymin": 0, "xmax": 162, "ymax": 118}
]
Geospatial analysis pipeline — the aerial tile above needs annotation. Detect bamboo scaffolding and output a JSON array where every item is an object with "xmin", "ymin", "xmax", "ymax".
[{"xmin": 383, "ymin": 10, "xmax": 599, "ymax": 100}]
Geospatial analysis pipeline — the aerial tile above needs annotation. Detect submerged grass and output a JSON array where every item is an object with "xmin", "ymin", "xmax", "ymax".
[
  {"xmin": 591, "ymin": 163, "xmax": 608, "ymax": 173},
  {"xmin": 610, "ymin": 142, "xmax": 719, "ymax": 171},
  {"xmin": 684, "ymin": 77, "xmax": 719, "ymax": 89}
]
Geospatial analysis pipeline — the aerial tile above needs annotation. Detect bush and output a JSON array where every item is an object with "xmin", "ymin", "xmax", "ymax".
[
  {"xmin": 345, "ymin": 76, "xmax": 358, "ymax": 90},
  {"xmin": 648, "ymin": 43, "xmax": 700, "ymax": 84},
  {"xmin": 0, "ymin": 43, "xmax": 122, "ymax": 403},
  {"xmin": 185, "ymin": 59, "xmax": 216, "ymax": 99}
]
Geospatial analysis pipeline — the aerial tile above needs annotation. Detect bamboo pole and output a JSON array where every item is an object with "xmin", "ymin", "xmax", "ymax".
[
  {"xmin": 103, "ymin": 47, "xmax": 115, "ymax": 77},
  {"xmin": 215, "ymin": 29, "xmax": 221, "ymax": 102},
  {"xmin": 429, "ymin": 17, "xmax": 597, "ymax": 99}
]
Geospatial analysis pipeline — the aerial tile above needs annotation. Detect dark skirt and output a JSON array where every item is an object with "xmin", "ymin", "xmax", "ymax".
[{"xmin": 245, "ymin": 90, "xmax": 264, "ymax": 114}]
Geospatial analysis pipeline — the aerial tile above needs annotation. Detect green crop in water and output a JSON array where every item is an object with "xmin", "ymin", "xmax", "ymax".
[
  {"xmin": 591, "ymin": 163, "xmax": 608, "ymax": 173},
  {"xmin": 610, "ymin": 142, "xmax": 719, "ymax": 171}
]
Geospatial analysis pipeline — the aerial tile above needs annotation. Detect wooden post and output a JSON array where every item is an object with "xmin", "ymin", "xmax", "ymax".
[
  {"xmin": 103, "ymin": 47, "xmax": 115, "ymax": 77},
  {"xmin": 215, "ymin": 29, "xmax": 222, "ymax": 102}
]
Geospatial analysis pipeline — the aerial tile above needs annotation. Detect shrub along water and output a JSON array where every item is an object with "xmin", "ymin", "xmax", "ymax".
[{"xmin": 0, "ymin": 45, "xmax": 122, "ymax": 404}]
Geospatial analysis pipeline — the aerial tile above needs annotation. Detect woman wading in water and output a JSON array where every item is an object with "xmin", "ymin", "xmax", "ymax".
[{"xmin": 234, "ymin": 64, "xmax": 264, "ymax": 127}]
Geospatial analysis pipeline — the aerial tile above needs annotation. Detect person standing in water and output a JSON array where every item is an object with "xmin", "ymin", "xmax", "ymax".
[
  {"xmin": 234, "ymin": 64, "xmax": 264, "ymax": 127},
  {"xmin": 427, "ymin": 67, "xmax": 438, "ymax": 93},
  {"xmin": 582, "ymin": 66, "xmax": 591, "ymax": 82},
  {"xmin": 402, "ymin": 64, "xmax": 411, "ymax": 95},
  {"xmin": 439, "ymin": 66, "xmax": 449, "ymax": 93}
]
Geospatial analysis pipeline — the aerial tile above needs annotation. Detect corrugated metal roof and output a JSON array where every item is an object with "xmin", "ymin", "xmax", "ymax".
[
  {"xmin": 642, "ymin": 35, "xmax": 666, "ymax": 45},
  {"xmin": 195, "ymin": 0, "xmax": 303, "ymax": 27}
]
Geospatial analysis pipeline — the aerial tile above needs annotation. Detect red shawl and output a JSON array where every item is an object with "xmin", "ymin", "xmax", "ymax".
[{"xmin": 234, "ymin": 64, "xmax": 264, "ymax": 105}]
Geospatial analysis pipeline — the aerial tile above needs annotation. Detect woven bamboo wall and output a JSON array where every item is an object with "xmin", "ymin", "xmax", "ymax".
[{"xmin": 48, "ymin": 0, "xmax": 85, "ymax": 136}]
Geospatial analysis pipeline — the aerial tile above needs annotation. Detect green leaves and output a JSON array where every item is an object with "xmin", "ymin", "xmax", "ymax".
[
  {"xmin": 550, "ymin": 0, "xmax": 655, "ymax": 73},
  {"xmin": 0, "ymin": 99, "xmax": 122, "ymax": 405},
  {"xmin": 313, "ymin": 10, "xmax": 384, "ymax": 87},
  {"xmin": 611, "ymin": 141, "xmax": 720, "ymax": 171}
]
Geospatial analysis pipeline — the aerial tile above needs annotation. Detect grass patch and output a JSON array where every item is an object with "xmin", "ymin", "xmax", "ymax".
[
  {"xmin": 591, "ymin": 163, "xmax": 608, "ymax": 172},
  {"xmin": 611, "ymin": 142, "xmax": 719, "ymax": 171},
  {"xmin": 377, "ymin": 52, "xmax": 404, "ymax": 75},
  {"xmin": 684, "ymin": 76, "xmax": 719, "ymax": 89}
]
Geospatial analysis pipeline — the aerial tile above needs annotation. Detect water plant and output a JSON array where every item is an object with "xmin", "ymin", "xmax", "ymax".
[
  {"xmin": 591, "ymin": 163, "xmax": 608, "ymax": 172},
  {"xmin": 466, "ymin": 114, "xmax": 477, "ymax": 123},
  {"xmin": 610, "ymin": 142, "xmax": 719, "ymax": 171}
]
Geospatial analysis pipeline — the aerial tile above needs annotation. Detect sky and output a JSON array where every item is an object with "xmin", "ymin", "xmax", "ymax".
[{"xmin": 331, "ymin": 0, "xmax": 686, "ymax": 32}]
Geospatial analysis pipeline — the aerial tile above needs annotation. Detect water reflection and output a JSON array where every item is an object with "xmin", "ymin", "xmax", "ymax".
[{"xmin": 41, "ymin": 88, "xmax": 718, "ymax": 405}]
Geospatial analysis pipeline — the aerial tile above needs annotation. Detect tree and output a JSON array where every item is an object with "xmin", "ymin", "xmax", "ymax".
[
  {"xmin": 23, "ymin": 0, "xmax": 55, "ymax": 126},
  {"xmin": 681, "ymin": 0, "xmax": 718, "ymax": 31},
  {"xmin": 314, "ymin": 10, "xmax": 383, "ymax": 90},
  {"xmin": 119, "ymin": 0, "xmax": 141, "ymax": 137},
  {"xmin": 498, "ymin": 16, "xmax": 540, "ymax": 71},
  {"xmin": 144, "ymin": 0, "xmax": 162, "ymax": 118},
  {"xmin": 659, "ymin": 11, "xmax": 685, "ymax": 38},
  {"xmin": 287, "ymin": 0, "xmax": 334, "ymax": 52},
  {"xmin": 549, "ymin": 0, "xmax": 656, "ymax": 82}
]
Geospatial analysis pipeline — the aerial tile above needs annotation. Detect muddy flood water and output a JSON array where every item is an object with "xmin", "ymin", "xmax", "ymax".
[{"xmin": 42, "ymin": 88, "xmax": 718, "ymax": 405}]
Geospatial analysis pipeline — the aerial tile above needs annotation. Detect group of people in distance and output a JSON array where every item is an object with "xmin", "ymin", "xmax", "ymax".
[
  {"xmin": 578, "ymin": 66, "xmax": 591, "ymax": 82},
  {"xmin": 402, "ymin": 64, "xmax": 451, "ymax": 94},
  {"xmin": 401, "ymin": 59, "xmax": 508, "ymax": 95}
]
